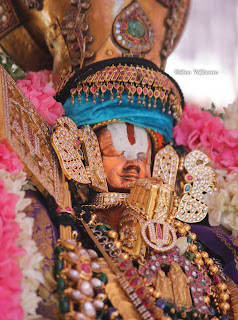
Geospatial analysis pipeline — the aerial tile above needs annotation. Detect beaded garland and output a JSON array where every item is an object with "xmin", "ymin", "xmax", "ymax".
[{"xmin": 54, "ymin": 208, "xmax": 232, "ymax": 320}]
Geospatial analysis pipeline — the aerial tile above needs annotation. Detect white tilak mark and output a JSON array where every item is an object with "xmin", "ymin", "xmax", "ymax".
[{"xmin": 107, "ymin": 122, "xmax": 149, "ymax": 160}]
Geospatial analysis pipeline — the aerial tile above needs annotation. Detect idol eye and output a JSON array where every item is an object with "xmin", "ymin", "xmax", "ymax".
[
  {"xmin": 101, "ymin": 148, "xmax": 125, "ymax": 157},
  {"xmin": 137, "ymin": 152, "xmax": 147, "ymax": 162}
]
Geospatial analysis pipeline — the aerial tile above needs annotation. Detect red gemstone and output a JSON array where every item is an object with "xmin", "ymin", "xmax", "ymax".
[
  {"xmin": 136, "ymin": 286, "xmax": 145, "ymax": 297},
  {"xmin": 83, "ymin": 86, "xmax": 89, "ymax": 92},
  {"xmin": 148, "ymin": 307, "xmax": 156, "ymax": 316},
  {"xmin": 125, "ymin": 268, "xmax": 135, "ymax": 277},
  {"xmin": 143, "ymin": 88, "xmax": 148, "ymax": 94},
  {"xmin": 133, "ymin": 39, "xmax": 139, "ymax": 43},
  {"xmin": 120, "ymin": 260, "xmax": 130, "ymax": 269},
  {"xmin": 213, "ymin": 273, "xmax": 221, "ymax": 284},
  {"xmin": 130, "ymin": 277, "xmax": 140, "ymax": 287},
  {"xmin": 160, "ymin": 92, "xmax": 164, "ymax": 97},
  {"xmin": 81, "ymin": 263, "xmax": 91, "ymax": 274},
  {"xmin": 75, "ymin": 140, "xmax": 80, "ymax": 146},
  {"xmin": 118, "ymin": 86, "xmax": 124, "ymax": 93},
  {"xmin": 72, "ymin": 43, "xmax": 79, "ymax": 50},
  {"xmin": 187, "ymin": 175, "xmax": 193, "ymax": 181},
  {"xmin": 91, "ymin": 86, "xmax": 96, "ymax": 93},
  {"xmin": 65, "ymin": 206, "xmax": 71, "ymax": 211},
  {"xmin": 142, "ymin": 296, "xmax": 150, "ymax": 307}
]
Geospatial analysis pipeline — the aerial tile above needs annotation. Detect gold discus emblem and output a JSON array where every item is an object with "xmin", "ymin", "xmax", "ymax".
[{"xmin": 141, "ymin": 219, "xmax": 177, "ymax": 252}]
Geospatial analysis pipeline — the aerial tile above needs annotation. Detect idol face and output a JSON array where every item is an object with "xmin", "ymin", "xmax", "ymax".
[{"xmin": 96, "ymin": 122, "xmax": 152, "ymax": 192}]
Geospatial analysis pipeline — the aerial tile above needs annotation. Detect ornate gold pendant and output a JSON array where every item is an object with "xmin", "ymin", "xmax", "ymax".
[{"xmin": 141, "ymin": 219, "xmax": 177, "ymax": 252}]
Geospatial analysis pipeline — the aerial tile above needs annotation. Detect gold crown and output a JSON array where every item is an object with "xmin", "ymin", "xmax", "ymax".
[{"xmin": 0, "ymin": 0, "xmax": 190, "ymax": 75}]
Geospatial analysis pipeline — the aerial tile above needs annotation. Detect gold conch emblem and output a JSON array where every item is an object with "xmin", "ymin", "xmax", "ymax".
[
  {"xmin": 176, "ymin": 150, "xmax": 216, "ymax": 223},
  {"xmin": 141, "ymin": 219, "xmax": 177, "ymax": 252}
]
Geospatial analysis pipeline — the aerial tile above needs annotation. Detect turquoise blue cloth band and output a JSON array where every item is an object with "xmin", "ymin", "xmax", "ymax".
[{"xmin": 63, "ymin": 91, "xmax": 174, "ymax": 143}]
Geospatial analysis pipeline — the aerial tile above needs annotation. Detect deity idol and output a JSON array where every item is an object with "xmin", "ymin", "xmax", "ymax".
[{"xmin": 0, "ymin": 1, "xmax": 238, "ymax": 320}]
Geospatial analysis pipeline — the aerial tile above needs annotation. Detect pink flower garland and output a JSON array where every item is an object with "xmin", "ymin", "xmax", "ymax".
[
  {"xmin": 173, "ymin": 103, "xmax": 238, "ymax": 173},
  {"xmin": 0, "ymin": 143, "xmax": 25, "ymax": 320},
  {"xmin": 17, "ymin": 70, "xmax": 64, "ymax": 125}
]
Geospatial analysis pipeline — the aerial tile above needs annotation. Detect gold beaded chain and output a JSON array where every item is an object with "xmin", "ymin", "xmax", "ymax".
[{"xmin": 174, "ymin": 220, "xmax": 231, "ymax": 317}]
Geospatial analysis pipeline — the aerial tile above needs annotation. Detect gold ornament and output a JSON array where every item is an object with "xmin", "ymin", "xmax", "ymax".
[
  {"xmin": 190, "ymin": 233, "xmax": 197, "ymax": 241},
  {"xmin": 203, "ymin": 295, "xmax": 211, "ymax": 305},
  {"xmin": 188, "ymin": 244, "xmax": 198, "ymax": 253},
  {"xmin": 107, "ymin": 230, "xmax": 118, "ymax": 240},
  {"xmin": 177, "ymin": 227, "xmax": 187, "ymax": 236},
  {"xmin": 216, "ymin": 283, "xmax": 228, "ymax": 292},
  {"xmin": 209, "ymin": 265, "xmax": 219, "ymax": 275},
  {"xmin": 52, "ymin": 117, "xmax": 108, "ymax": 192},
  {"xmin": 219, "ymin": 292, "xmax": 230, "ymax": 301},
  {"xmin": 120, "ymin": 252, "xmax": 129, "ymax": 260},
  {"xmin": 176, "ymin": 150, "xmax": 216, "ymax": 223},
  {"xmin": 113, "ymin": 240, "xmax": 122, "ymax": 249},
  {"xmin": 153, "ymin": 145, "xmax": 179, "ymax": 193},
  {"xmin": 220, "ymin": 302, "xmax": 230, "ymax": 311},
  {"xmin": 201, "ymin": 251, "xmax": 209, "ymax": 259},
  {"xmin": 204, "ymin": 258, "xmax": 214, "ymax": 266}
]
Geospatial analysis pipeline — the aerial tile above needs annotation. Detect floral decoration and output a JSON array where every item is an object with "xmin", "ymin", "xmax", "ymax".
[
  {"xmin": 204, "ymin": 169, "xmax": 238, "ymax": 237},
  {"xmin": 0, "ymin": 143, "xmax": 43, "ymax": 320},
  {"xmin": 173, "ymin": 102, "xmax": 238, "ymax": 236},
  {"xmin": 173, "ymin": 103, "xmax": 238, "ymax": 173},
  {"xmin": 223, "ymin": 99, "xmax": 238, "ymax": 130},
  {"xmin": 17, "ymin": 71, "xmax": 64, "ymax": 126}
]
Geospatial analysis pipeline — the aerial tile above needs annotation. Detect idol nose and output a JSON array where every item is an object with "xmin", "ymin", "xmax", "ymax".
[{"xmin": 123, "ymin": 158, "xmax": 140, "ymax": 173}]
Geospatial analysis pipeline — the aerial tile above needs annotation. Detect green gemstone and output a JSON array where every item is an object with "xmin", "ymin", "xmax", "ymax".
[
  {"xmin": 55, "ymin": 259, "xmax": 63, "ymax": 275},
  {"xmin": 104, "ymin": 224, "xmax": 113, "ymax": 230},
  {"xmin": 195, "ymin": 241, "xmax": 203, "ymax": 251},
  {"xmin": 59, "ymin": 297, "xmax": 70, "ymax": 313},
  {"xmin": 200, "ymin": 281, "xmax": 205, "ymax": 286},
  {"xmin": 54, "ymin": 246, "xmax": 63, "ymax": 257},
  {"xmin": 99, "ymin": 272, "xmax": 108, "ymax": 284},
  {"xmin": 78, "ymin": 149, "xmax": 83, "ymax": 157},
  {"xmin": 177, "ymin": 309, "xmax": 187, "ymax": 319},
  {"xmin": 97, "ymin": 312, "xmax": 104, "ymax": 320},
  {"xmin": 57, "ymin": 277, "xmax": 65, "ymax": 293},
  {"xmin": 96, "ymin": 225, "xmax": 107, "ymax": 233},
  {"xmin": 128, "ymin": 19, "xmax": 146, "ymax": 38},
  {"xmin": 190, "ymin": 308, "xmax": 199, "ymax": 319},
  {"xmin": 189, "ymin": 253, "xmax": 196, "ymax": 261},
  {"xmin": 187, "ymin": 236, "xmax": 193, "ymax": 243}
]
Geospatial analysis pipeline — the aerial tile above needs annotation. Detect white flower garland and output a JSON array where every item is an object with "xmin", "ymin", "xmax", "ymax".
[{"xmin": 0, "ymin": 169, "xmax": 44, "ymax": 319}]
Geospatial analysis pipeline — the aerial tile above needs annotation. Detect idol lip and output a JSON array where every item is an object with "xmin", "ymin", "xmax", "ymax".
[{"xmin": 119, "ymin": 173, "xmax": 140, "ymax": 180}]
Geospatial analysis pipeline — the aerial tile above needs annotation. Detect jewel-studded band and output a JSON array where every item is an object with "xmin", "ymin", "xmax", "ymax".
[{"xmin": 67, "ymin": 63, "xmax": 183, "ymax": 123}]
